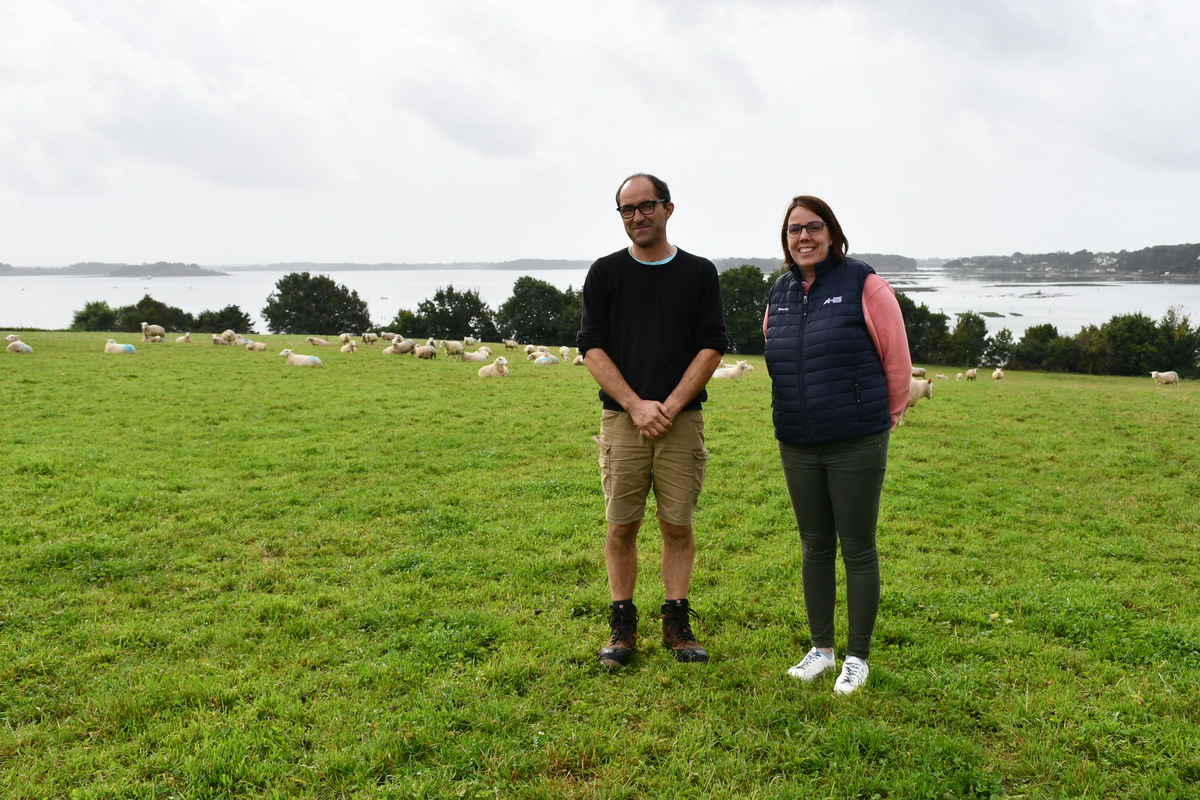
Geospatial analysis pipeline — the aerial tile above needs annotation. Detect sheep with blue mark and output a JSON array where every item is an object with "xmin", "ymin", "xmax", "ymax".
[{"xmin": 279, "ymin": 348, "xmax": 323, "ymax": 366}]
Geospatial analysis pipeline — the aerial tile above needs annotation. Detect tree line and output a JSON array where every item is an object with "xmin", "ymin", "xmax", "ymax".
[{"xmin": 69, "ymin": 268, "xmax": 1200, "ymax": 378}]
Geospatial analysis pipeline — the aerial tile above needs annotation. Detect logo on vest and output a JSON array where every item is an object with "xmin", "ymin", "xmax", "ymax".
[{"xmin": 822, "ymin": 296, "xmax": 843, "ymax": 305}]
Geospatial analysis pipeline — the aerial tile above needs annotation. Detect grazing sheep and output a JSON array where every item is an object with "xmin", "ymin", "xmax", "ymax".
[
  {"xmin": 898, "ymin": 378, "xmax": 933, "ymax": 426},
  {"xmin": 534, "ymin": 355, "xmax": 560, "ymax": 365},
  {"xmin": 175, "ymin": 332, "xmax": 192, "ymax": 343},
  {"xmin": 956, "ymin": 373, "xmax": 963, "ymax": 381},
  {"xmin": 713, "ymin": 360, "xmax": 751, "ymax": 379},
  {"xmin": 306, "ymin": 337, "xmax": 329, "ymax": 346},
  {"xmin": 524, "ymin": 344, "xmax": 537, "ymax": 355},
  {"xmin": 440, "ymin": 340, "xmax": 464, "ymax": 359},
  {"xmin": 140, "ymin": 322, "xmax": 166, "ymax": 341},
  {"xmin": 426, "ymin": 338, "xmax": 436, "ymax": 347},
  {"xmin": 414, "ymin": 345, "xmax": 437, "ymax": 359},
  {"xmin": 211, "ymin": 334, "xmax": 232, "ymax": 345},
  {"xmin": 221, "ymin": 329, "xmax": 239, "ymax": 344},
  {"xmin": 911, "ymin": 367, "xmax": 927, "ymax": 378},
  {"xmin": 461, "ymin": 347, "xmax": 493, "ymax": 363},
  {"xmin": 536, "ymin": 345, "xmax": 550, "ymax": 353},
  {"xmin": 992, "ymin": 368, "xmax": 1004, "ymax": 381},
  {"xmin": 965, "ymin": 368, "xmax": 978, "ymax": 381},
  {"xmin": 104, "ymin": 339, "xmax": 136, "ymax": 354},
  {"xmin": 573, "ymin": 354, "xmax": 585, "ymax": 365},
  {"xmin": 464, "ymin": 336, "xmax": 477, "ymax": 347},
  {"xmin": 502, "ymin": 338, "xmax": 519, "ymax": 350},
  {"xmin": 7, "ymin": 340, "xmax": 33, "ymax": 354},
  {"xmin": 362, "ymin": 332, "xmax": 379, "ymax": 345},
  {"xmin": 339, "ymin": 333, "xmax": 351, "ymax": 344},
  {"xmin": 560, "ymin": 345, "xmax": 571, "ymax": 361},
  {"xmin": 340, "ymin": 340, "xmax": 357, "ymax": 353},
  {"xmin": 477, "ymin": 356, "xmax": 509, "ymax": 377},
  {"xmin": 1150, "ymin": 370, "xmax": 1180, "ymax": 387},
  {"xmin": 245, "ymin": 341, "xmax": 267, "ymax": 351},
  {"xmin": 279, "ymin": 348, "xmax": 322, "ymax": 366}
]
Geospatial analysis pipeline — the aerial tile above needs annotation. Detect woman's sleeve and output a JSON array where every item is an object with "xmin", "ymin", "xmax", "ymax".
[{"xmin": 862, "ymin": 273, "xmax": 913, "ymax": 429}]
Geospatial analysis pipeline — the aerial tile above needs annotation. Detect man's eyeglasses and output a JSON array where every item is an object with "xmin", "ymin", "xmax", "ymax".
[
  {"xmin": 618, "ymin": 199, "xmax": 669, "ymax": 219},
  {"xmin": 785, "ymin": 221, "xmax": 827, "ymax": 238}
]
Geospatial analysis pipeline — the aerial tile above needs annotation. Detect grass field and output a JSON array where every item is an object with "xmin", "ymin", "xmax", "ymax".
[{"xmin": 1, "ymin": 333, "xmax": 1198, "ymax": 799}]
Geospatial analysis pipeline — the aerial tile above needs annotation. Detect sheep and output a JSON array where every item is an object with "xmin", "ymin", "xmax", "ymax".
[
  {"xmin": 221, "ymin": 329, "xmax": 239, "ymax": 344},
  {"xmin": 362, "ymin": 332, "xmax": 379, "ymax": 345},
  {"xmin": 414, "ymin": 345, "xmax": 437, "ymax": 359},
  {"xmin": 5, "ymin": 334, "xmax": 22, "ymax": 342},
  {"xmin": 384, "ymin": 338, "xmax": 417, "ymax": 355},
  {"xmin": 956, "ymin": 373, "xmax": 963, "ymax": 381},
  {"xmin": 306, "ymin": 337, "xmax": 330, "ymax": 346},
  {"xmin": 340, "ymin": 340, "xmax": 358, "ymax": 353},
  {"xmin": 477, "ymin": 356, "xmax": 509, "ymax": 377},
  {"xmin": 935, "ymin": 374, "xmax": 949, "ymax": 381},
  {"xmin": 235, "ymin": 337, "xmax": 252, "ymax": 346},
  {"xmin": 140, "ymin": 322, "xmax": 165, "ymax": 341},
  {"xmin": 7, "ymin": 340, "xmax": 33, "ymax": 354},
  {"xmin": 426, "ymin": 338, "xmax": 437, "ymax": 348},
  {"xmin": 560, "ymin": 345, "xmax": 571, "ymax": 361},
  {"xmin": 712, "ymin": 360, "xmax": 751, "ymax": 379},
  {"xmin": 992, "ymin": 368, "xmax": 1004, "ymax": 381},
  {"xmin": 718, "ymin": 359, "xmax": 754, "ymax": 373},
  {"xmin": 245, "ymin": 341, "xmax": 267, "ymax": 351},
  {"xmin": 464, "ymin": 336, "xmax": 477, "ymax": 347},
  {"xmin": 145, "ymin": 335, "xmax": 164, "ymax": 343},
  {"xmin": 1150, "ymin": 370, "xmax": 1180, "ymax": 387},
  {"xmin": 175, "ymin": 332, "xmax": 192, "ymax": 343},
  {"xmin": 965, "ymin": 368, "xmax": 978, "ymax": 381},
  {"xmin": 104, "ymin": 339, "xmax": 136, "ymax": 354},
  {"xmin": 379, "ymin": 332, "xmax": 396, "ymax": 341},
  {"xmin": 279, "ymin": 348, "xmax": 322, "ymax": 366},
  {"xmin": 911, "ymin": 366, "xmax": 927, "ymax": 378},
  {"xmin": 339, "ymin": 333, "xmax": 351, "ymax": 344},
  {"xmin": 211, "ymin": 334, "xmax": 232, "ymax": 345},
  {"xmin": 898, "ymin": 378, "xmax": 933, "ymax": 426},
  {"xmin": 461, "ymin": 347, "xmax": 493, "ymax": 363},
  {"xmin": 573, "ymin": 354, "xmax": 586, "ymax": 365},
  {"xmin": 536, "ymin": 345, "xmax": 550, "ymax": 353},
  {"xmin": 440, "ymin": 340, "xmax": 464, "ymax": 359},
  {"xmin": 502, "ymin": 338, "xmax": 519, "ymax": 350},
  {"xmin": 534, "ymin": 355, "xmax": 560, "ymax": 365},
  {"xmin": 524, "ymin": 344, "xmax": 537, "ymax": 355}
]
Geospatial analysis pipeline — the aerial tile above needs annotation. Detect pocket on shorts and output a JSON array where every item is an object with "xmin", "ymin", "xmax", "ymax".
[
  {"xmin": 595, "ymin": 435, "xmax": 613, "ymax": 495},
  {"xmin": 691, "ymin": 446, "xmax": 709, "ymax": 497}
]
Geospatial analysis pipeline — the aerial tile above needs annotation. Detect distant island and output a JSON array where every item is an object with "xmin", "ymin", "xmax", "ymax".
[{"xmin": 2, "ymin": 243, "xmax": 1197, "ymax": 280}]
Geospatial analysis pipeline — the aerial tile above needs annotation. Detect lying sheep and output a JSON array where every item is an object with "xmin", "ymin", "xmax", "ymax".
[
  {"xmin": 245, "ymin": 341, "xmax": 267, "ymax": 351},
  {"xmin": 935, "ymin": 374, "xmax": 949, "ymax": 380},
  {"xmin": 414, "ymin": 345, "xmax": 437, "ymax": 359},
  {"xmin": 140, "ymin": 322, "xmax": 165, "ymax": 341},
  {"xmin": 461, "ymin": 347, "xmax": 493, "ymax": 363},
  {"xmin": 105, "ymin": 339, "xmax": 136, "ymax": 354},
  {"xmin": 7, "ymin": 340, "xmax": 32, "ymax": 354},
  {"xmin": 478, "ymin": 356, "xmax": 509, "ymax": 377},
  {"xmin": 175, "ymin": 332, "xmax": 192, "ymax": 343},
  {"xmin": 992, "ymin": 368, "xmax": 1004, "ymax": 381},
  {"xmin": 340, "ymin": 340, "xmax": 357, "ymax": 353},
  {"xmin": 712, "ymin": 360, "xmax": 751, "ymax": 379},
  {"xmin": 383, "ymin": 338, "xmax": 413, "ymax": 355},
  {"xmin": 279, "ymin": 348, "xmax": 322, "ymax": 366},
  {"xmin": 211, "ymin": 334, "xmax": 232, "ymax": 345},
  {"xmin": 1151, "ymin": 370, "xmax": 1180, "ymax": 387},
  {"xmin": 362, "ymin": 332, "xmax": 379, "ymax": 345},
  {"xmin": 965, "ymin": 368, "xmax": 977, "ymax": 381},
  {"xmin": 306, "ymin": 337, "xmax": 330, "ymax": 347},
  {"xmin": 4, "ymin": 334, "xmax": 20, "ymax": 343},
  {"xmin": 534, "ymin": 355, "xmax": 560, "ymax": 365},
  {"xmin": 898, "ymin": 378, "xmax": 933, "ymax": 425},
  {"xmin": 145, "ymin": 335, "xmax": 164, "ymax": 343},
  {"xmin": 221, "ymin": 329, "xmax": 239, "ymax": 344}
]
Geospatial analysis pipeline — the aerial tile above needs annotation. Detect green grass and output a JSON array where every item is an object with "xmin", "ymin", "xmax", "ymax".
[{"xmin": 1, "ymin": 333, "xmax": 1198, "ymax": 799}]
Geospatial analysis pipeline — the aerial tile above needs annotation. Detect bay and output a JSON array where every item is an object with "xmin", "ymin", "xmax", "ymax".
[{"xmin": 2, "ymin": 264, "xmax": 1199, "ymax": 339}]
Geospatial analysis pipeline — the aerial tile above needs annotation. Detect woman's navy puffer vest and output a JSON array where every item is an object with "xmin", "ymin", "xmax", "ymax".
[{"xmin": 765, "ymin": 257, "xmax": 891, "ymax": 445}]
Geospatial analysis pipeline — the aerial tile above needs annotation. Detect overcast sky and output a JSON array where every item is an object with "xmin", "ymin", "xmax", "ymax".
[{"xmin": 3, "ymin": 0, "xmax": 1198, "ymax": 267}]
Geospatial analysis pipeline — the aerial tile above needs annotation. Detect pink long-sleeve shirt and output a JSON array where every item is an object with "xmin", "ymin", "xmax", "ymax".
[{"xmin": 764, "ymin": 272, "xmax": 913, "ymax": 429}]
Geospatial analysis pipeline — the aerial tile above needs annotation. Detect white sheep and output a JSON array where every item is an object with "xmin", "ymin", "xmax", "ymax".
[
  {"xmin": 211, "ymin": 334, "xmax": 232, "ymax": 346},
  {"xmin": 339, "ymin": 333, "xmax": 351, "ymax": 344},
  {"xmin": 911, "ymin": 366, "xmax": 927, "ymax": 378},
  {"xmin": 478, "ymin": 356, "xmax": 509, "ymax": 377},
  {"xmin": 1150, "ymin": 370, "xmax": 1180, "ymax": 386},
  {"xmin": 502, "ymin": 338, "xmax": 519, "ymax": 350},
  {"xmin": 712, "ymin": 360, "xmax": 751, "ymax": 379},
  {"xmin": 440, "ymin": 340, "xmax": 464, "ymax": 359},
  {"xmin": 992, "ymin": 368, "xmax": 1004, "ymax": 381},
  {"xmin": 306, "ymin": 337, "xmax": 330, "ymax": 346},
  {"xmin": 384, "ymin": 338, "xmax": 416, "ymax": 355},
  {"xmin": 560, "ymin": 345, "xmax": 571, "ymax": 361},
  {"xmin": 898, "ymin": 378, "xmax": 933, "ymax": 426},
  {"xmin": 340, "ymin": 340, "xmax": 358, "ymax": 353},
  {"xmin": 965, "ymin": 368, "xmax": 978, "ymax": 381},
  {"xmin": 524, "ymin": 344, "xmax": 537, "ymax": 355},
  {"xmin": 414, "ymin": 345, "xmax": 438, "ymax": 359},
  {"xmin": 935, "ymin": 374, "xmax": 949, "ymax": 380},
  {"xmin": 246, "ymin": 341, "xmax": 267, "ymax": 351},
  {"xmin": 573, "ymin": 354, "xmax": 586, "ymax": 365},
  {"xmin": 175, "ymin": 332, "xmax": 192, "ymax": 343},
  {"xmin": 461, "ymin": 347, "xmax": 493, "ymax": 362},
  {"xmin": 7, "ymin": 340, "xmax": 33, "ymax": 354},
  {"xmin": 362, "ymin": 332, "xmax": 379, "ymax": 345},
  {"xmin": 379, "ymin": 332, "xmax": 396, "ymax": 341},
  {"xmin": 533, "ymin": 355, "xmax": 560, "ymax": 365},
  {"xmin": 221, "ymin": 329, "xmax": 239, "ymax": 344},
  {"xmin": 956, "ymin": 373, "xmax": 963, "ymax": 381},
  {"xmin": 145, "ymin": 335, "xmax": 164, "ymax": 343},
  {"xmin": 105, "ymin": 339, "xmax": 136, "ymax": 354},
  {"xmin": 4, "ymin": 334, "xmax": 20, "ymax": 343},
  {"xmin": 279, "ymin": 348, "xmax": 322, "ymax": 366},
  {"xmin": 464, "ymin": 336, "xmax": 477, "ymax": 347},
  {"xmin": 140, "ymin": 322, "xmax": 165, "ymax": 341}
]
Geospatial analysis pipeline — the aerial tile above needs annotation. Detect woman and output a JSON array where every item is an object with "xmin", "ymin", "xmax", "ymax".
[{"xmin": 763, "ymin": 195, "xmax": 912, "ymax": 695}]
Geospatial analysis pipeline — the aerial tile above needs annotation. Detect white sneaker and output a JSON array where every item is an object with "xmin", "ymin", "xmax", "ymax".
[
  {"xmin": 787, "ymin": 648, "xmax": 837, "ymax": 682},
  {"xmin": 833, "ymin": 656, "xmax": 869, "ymax": 695}
]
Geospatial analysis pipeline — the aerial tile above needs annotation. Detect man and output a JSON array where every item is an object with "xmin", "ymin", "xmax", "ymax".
[{"xmin": 577, "ymin": 173, "xmax": 728, "ymax": 667}]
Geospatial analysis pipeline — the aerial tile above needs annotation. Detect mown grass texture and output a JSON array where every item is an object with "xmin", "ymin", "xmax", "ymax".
[{"xmin": 1, "ymin": 332, "xmax": 1198, "ymax": 799}]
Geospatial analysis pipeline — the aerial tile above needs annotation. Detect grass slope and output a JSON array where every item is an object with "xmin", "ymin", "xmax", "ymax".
[{"xmin": 1, "ymin": 334, "xmax": 1197, "ymax": 799}]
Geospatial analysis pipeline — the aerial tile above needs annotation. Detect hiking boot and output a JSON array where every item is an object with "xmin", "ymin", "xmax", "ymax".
[
  {"xmin": 598, "ymin": 601, "xmax": 637, "ymax": 667},
  {"xmin": 834, "ymin": 656, "xmax": 869, "ymax": 695},
  {"xmin": 660, "ymin": 599, "xmax": 709, "ymax": 663},
  {"xmin": 787, "ymin": 647, "xmax": 837, "ymax": 682}
]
